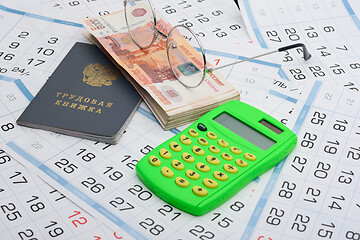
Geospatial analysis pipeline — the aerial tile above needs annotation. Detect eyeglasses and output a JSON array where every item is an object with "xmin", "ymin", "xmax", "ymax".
[{"xmin": 124, "ymin": 0, "xmax": 311, "ymax": 88}]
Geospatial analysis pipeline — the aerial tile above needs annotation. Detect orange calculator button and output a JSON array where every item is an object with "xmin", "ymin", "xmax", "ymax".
[
  {"xmin": 203, "ymin": 178, "xmax": 218, "ymax": 189},
  {"xmin": 244, "ymin": 153, "xmax": 256, "ymax": 161},
  {"xmin": 209, "ymin": 145, "xmax": 220, "ymax": 154},
  {"xmin": 218, "ymin": 139, "xmax": 229, "ymax": 147},
  {"xmin": 207, "ymin": 131, "xmax": 217, "ymax": 140},
  {"xmin": 182, "ymin": 152, "xmax": 195, "ymax": 163},
  {"xmin": 193, "ymin": 186, "xmax": 207, "ymax": 197},
  {"xmin": 149, "ymin": 155, "xmax": 161, "ymax": 167},
  {"xmin": 223, "ymin": 164, "xmax": 238, "ymax": 173},
  {"xmin": 172, "ymin": 160, "xmax": 184, "ymax": 170},
  {"xmin": 213, "ymin": 171, "xmax": 228, "ymax": 181},
  {"xmin": 198, "ymin": 137, "xmax": 209, "ymax": 146},
  {"xmin": 206, "ymin": 155, "xmax": 220, "ymax": 165},
  {"xmin": 230, "ymin": 146, "xmax": 242, "ymax": 155},
  {"xmin": 192, "ymin": 146, "xmax": 205, "ymax": 156},
  {"xmin": 179, "ymin": 135, "xmax": 192, "ymax": 145},
  {"xmin": 175, "ymin": 177, "xmax": 189, "ymax": 188},
  {"xmin": 196, "ymin": 162, "xmax": 210, "ymax": 172},
  {"xmin": 159, "ymin": 148, "xmax": 171, "ymax": 159},
  {"xmin": 161, "ymin": 167, "xmax": 174, "ymax": 178},
  {"xmin": 170, "ymin": 141, "xmax": 182, "ymax": 152},
  {"xmin": 189, "ymin": 129, "xmax": 198, "ymax": 137},
  {"xmin": 235, "ymin": 159, "xmax": 248, "ymax": 167},
  {"xmin": 186, "ymin": 169, "xmax": 200, "ymax": 180},
  {"xmin": 221, "ymin": 152, "xmax": 233, "ymax": 161}
]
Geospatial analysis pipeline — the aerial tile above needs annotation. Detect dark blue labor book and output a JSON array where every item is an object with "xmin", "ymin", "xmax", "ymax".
[{"xmin": 17, "ymin": 42, "xmax": 141, "ymax": 144}]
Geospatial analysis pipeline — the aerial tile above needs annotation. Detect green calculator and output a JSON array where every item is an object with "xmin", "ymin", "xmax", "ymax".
[{"xmin": 136, "ymin": 100, "xmax": 297, "ymax": 216}]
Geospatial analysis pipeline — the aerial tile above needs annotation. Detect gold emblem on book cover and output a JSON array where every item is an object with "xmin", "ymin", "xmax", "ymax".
[{"xmin": 83, "ymin": 63, "xmax": 120, "ymax": 87}]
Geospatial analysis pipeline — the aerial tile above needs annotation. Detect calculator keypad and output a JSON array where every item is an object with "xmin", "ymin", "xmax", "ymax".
[{"xmin": 154, "ymin": 128, "xmax": 258, "ymax": 198}]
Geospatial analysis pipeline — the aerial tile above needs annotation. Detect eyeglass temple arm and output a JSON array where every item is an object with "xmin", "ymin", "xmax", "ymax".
[{"xmin": 207, "ymin": 43, "xmax": 311, "ymax": 72}]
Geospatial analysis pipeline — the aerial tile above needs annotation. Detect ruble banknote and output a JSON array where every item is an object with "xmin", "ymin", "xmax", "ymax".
[{"xmin": 82, "ymin": 6, "xmax": 239, "ymax": 130}]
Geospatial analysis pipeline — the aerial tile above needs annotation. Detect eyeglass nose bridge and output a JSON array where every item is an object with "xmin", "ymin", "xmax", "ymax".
[{"xmin": 153, "ymin": 26, "xmax": 168, "ymax": 40}]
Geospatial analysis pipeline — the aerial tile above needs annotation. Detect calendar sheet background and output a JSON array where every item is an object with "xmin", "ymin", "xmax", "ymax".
[{"xmin": 0, "ymin": 0, "xmax": 359, "ymax": 239}]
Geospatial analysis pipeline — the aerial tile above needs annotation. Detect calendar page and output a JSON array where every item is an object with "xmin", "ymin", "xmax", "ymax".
[
  {"xmin": 241, "ymin": 79, "xmax": 360, "ymax": 240},
  {"xmin": 0, "ymin": 3, "xmax": 303, "ymax": 239},
  {"xmin": 0, "ymin": 147, "xmax": 130, "ymax": 239},
  {"xmin": 3, "ymin": 0, "xmax": 252, "ymax": 47},
  {"xmin": 239, "ymin": 0, "xmax": 360, "ymax": 91}
]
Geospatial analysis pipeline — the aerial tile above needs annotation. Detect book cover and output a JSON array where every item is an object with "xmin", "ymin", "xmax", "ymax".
[{"xmin": 17, "ymin": 42, "xmax": 142, "ymax": 144}]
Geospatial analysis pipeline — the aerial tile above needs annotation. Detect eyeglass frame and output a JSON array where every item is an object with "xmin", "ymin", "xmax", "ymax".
[{"xmin": 124, "ymin": 0, "xmax": 311, "ymax": 88}]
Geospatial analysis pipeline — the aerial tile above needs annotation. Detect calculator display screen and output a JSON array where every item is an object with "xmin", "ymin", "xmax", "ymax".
[{"xmin": 213, "ymin": 112, "xmax": 276, "ymax": 150}]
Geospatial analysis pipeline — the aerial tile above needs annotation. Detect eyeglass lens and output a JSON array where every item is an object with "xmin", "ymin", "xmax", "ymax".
[
  {"xmin": 125, "ymin": 0, "xmax": 156, "ymax": 49},
  {"xmin": 167, "ymin": 26, "xmax": 206, "ymax": 88}
]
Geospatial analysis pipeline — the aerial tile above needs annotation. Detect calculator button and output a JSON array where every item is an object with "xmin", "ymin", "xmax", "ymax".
[
  {"xmin": 193, "ymin": 186, "xmax": 207, "ymax": 197},
  {"xmin": 175, "ymin": 177, "xmax": 189, "ymax": 188},
  {"xmin": 218, "ymin": 139, "xmax": 229, "ymax": 147},
  {"xmin": 161, "ymin": 167, "xmax": 174, "ymax": 178},
  {"xmin": 230, "ymin": 146, "xmax": 242, "ymax": 154},
  {"xmin": 206, "ymin": 155, "xmax": 220, "ymax": 165},
  {"xmin": 209, "ymin": 145, "xmax": 220, "ymax": 154},
  {"xmin": 203, "ymin": 178, "xmax": 218, "ymax": 189},
  {"xmin": 159, "ymin": 148, "xmax": 171, "ymax": 159},
  {"xmin": 182, "ymin": 152, "xmax": 195, "ymax": 163},
  {"xmin": 149, "ymin": 155, "xmax": 161, "ymax": 167},
  {"xmin": 192, "ymin": 146, "xmax": 205, "ymax": 156},
  {"xmin": 197, "ymin": 123, "xmax": 207, "ymax": 131},
  {"xmin": 186, "ymin": 170, "xmax": 200, "ymax": 180},
  {"xmin": 180, "ymin": 135, "xmax": 192, "ymax": 145},
  {"xmin": 244, "ymin": 153, "xmax": 256, "ymax": 161},
  {"xmin": 224, "ymin": 164, "xmax": 238, "ymax": 173},
  {"xmin": 207, "ymin": 131, "xmax": 217, "ymax": 140},
  {"xmin": 198, "ymin": 137, "xmax": 209, "ymax": 146},
  {"xmin": 172, "ymin": 160, "xmax": 184, "ymax": 170},
  {"xmin": 235, "ymin": 159, "xmax": 248, "ymax": 167},
  {"xmin": 196, "ymin": 162, "xmax": 210, "ymax": 172},
  {"xmin": 189, "ymin": 129, "xmax": 198, "ymax": 137},
  {"xmin": 213, "ymin": 171, "xmax": 228, "ymax": 181},
  {"xmin": 170, "ymin": 141, "xmax": 182, "ymax": 152},
  {"xmin": 221, "ymin": 153, "xmax": 233, "ymax": 161}
]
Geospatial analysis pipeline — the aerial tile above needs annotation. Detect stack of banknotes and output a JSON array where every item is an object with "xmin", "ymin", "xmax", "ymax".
[{"xmin": 82, "ymin": 9, "xmax": 240, "ymax": 130}]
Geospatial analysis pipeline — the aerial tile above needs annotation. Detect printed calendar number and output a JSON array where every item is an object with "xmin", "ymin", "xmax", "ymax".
[
  {"xmin": 128, "ymin": 184, "xmax": 152, "ymax": 201},
  {"xmin": 0, "ymin": 202, "xmax": 22, "ymax": 221},
  {"xmin": 17, "ymin": 229, "xmax": 38, "ymax": 240},
  {"xmin": 290, "ymin": 213, "xmax": 310, "ymax": 233},
  {"xmin": 266, "ymin": 207, "xmax": 284, "ymax": 226},
  {"xmin": 211, "ymin": 213, "xmax": 234, "ymax": 228},
  {"xmin": 1, "ymin": 122, "xmax": 15, "ymax": 132},
  {"xmin": 157, "ymin": 204, "xmax": 181, "ymax": 221},
  {"xmin": 81, "ymin": 177, "xmax": 105, "ymax": 194},
  {"xmin": 55, "ymin": 158, "xmax": 78, "ymax": 174},
  {"xmin": 44, "ymin": 221, "xmax": 64, "ymax": 238},
  {"xmin": 26, "ymin": 195, "xmax": 46, "ymax": 213},
  {"xmin": 120, "ymin": 155, "xmax": 138, "ymax": 170},
  {"xmin": 68, "ymin": 210, "xmax": 88, "ymax": 228},
  {"xmin": 109, "ymin": 196, "xmax": 135, "ymax": 211},
  {"xmin": 189, "ymin": 225, "xmax": 215, "ymax": 239},
  {"xmin": 0, "ymin": 149, "xmax": 11, "ymax": 165},
  {"xmin": 139, "ymin": 217, "xmax": 165, "ymax": 236},
  {"xmin": 303, "ymin": 187, "xmax": 321, "ymax": 204}
]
